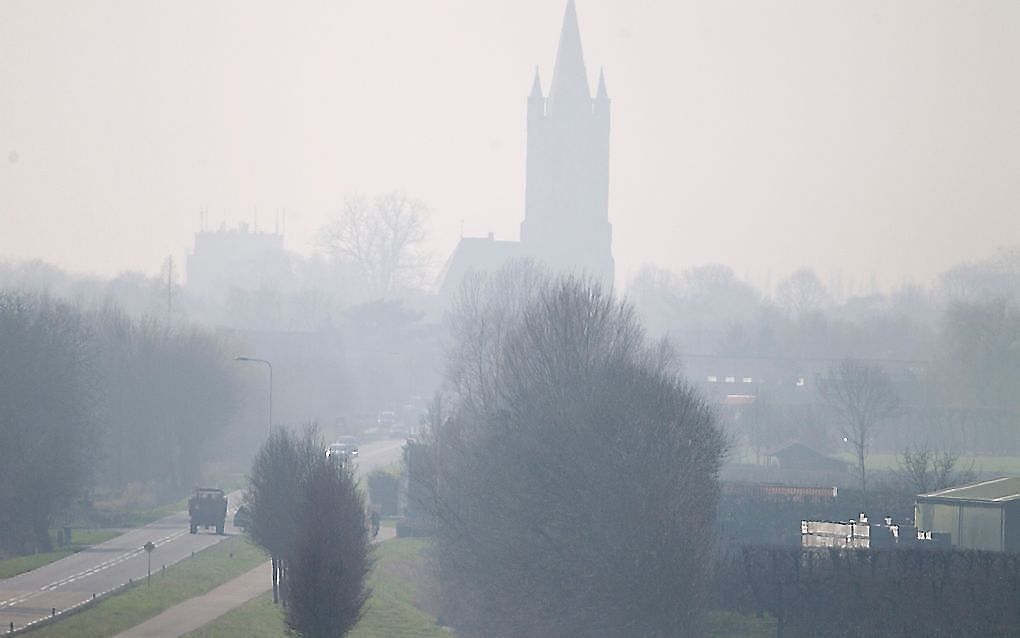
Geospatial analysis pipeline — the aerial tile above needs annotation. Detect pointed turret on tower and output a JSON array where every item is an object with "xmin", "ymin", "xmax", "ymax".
[
  {"xmin": 520, "ymin": 0, "xmax": 614, "ymax": 285},
  {"xmin": 528, "ymin": 67, "xmax": 545, "ymax": 120}
]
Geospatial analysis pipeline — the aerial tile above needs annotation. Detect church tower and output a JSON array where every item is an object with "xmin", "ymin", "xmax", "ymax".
[{"xmin": 520, "ymin": 0, "xmax": 614, "ymax": 284}]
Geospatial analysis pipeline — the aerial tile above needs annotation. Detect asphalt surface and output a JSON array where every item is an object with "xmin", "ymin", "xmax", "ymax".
[{"xmin": 0, "ymin": 438, "xmax": 405, "ymax": 635}]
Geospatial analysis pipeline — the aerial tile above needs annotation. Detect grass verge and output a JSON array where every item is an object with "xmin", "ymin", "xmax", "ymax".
[
  {"xmin": 184, "ymin": 538, "xmax": 447, "ymax": 638},
  {"xmin": 0, "ymin": 531, "xmax": 120, "ymax": 580},
  {"xmin": 22, "ymin": 535, "xmax": 266, "ymax": 638},
  {"xmin": 185, "ymin": 538, "xmax": 778, "ymax": 638}
]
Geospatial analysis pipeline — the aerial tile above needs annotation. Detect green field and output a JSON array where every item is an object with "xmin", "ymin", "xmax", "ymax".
[
  {"xmin": 834, "ymin": 452, "xmax": 1020, "ymax": 476},
  {"xmin": 187, "ymin": 538, "xmax": 776, "ymax": 638},
  {"xmin": 0, "ymin": 530, "xmax": 120, "ymax": 580},
  {"xmin": 185, "ymin": 538, "xmax": 448, "ymax": 638},
  {"xmin": 22, "ymin": 535, "xmax": 267, "ymax": 638}
]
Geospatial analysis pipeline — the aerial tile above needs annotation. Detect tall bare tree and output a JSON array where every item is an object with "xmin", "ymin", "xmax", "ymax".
[
  {"xmin": 422, "ymin": 272, "xmax": 726, "ymax": 637},
  {"xmin": 818, "ymin": 358, "xmax": 900, "ymax": 494},
  {"xmin": 320, "ymin": 191, "xmax": 430, "ymax": 299}
]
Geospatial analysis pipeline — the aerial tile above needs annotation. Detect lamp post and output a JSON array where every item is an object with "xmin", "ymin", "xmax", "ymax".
[{"xmin": 235, "ymin": 356, "xmax": 273, "ymax": 435}]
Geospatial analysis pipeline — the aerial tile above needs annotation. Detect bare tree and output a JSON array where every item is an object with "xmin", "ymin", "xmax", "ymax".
[
  {"xmin": 818, "ymin": 358, "xmax": 900, "ymax": 494},
  {"xmin": 285, "ymin": 453, "xmax": 371, "ymax": 638},
  {"xmin": 776, "ymin": 268, "xmax": 829, "ymax": 320},
  {"xmin": 320, "ymin": 191, "xmax": 430, "ymax": 299},
  {"xmin": 896, "ymin": 445, "xmax": 976, "ymax": 494},
  {"xmin": 423, "ymin": 274, "xmax": 726, "ymax": 637}
]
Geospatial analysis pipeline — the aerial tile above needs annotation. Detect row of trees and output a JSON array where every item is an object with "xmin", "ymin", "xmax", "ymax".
[
  {"xmin": 414, "ymin": 266, "xmax": 727, "ymax": 636},
  {"xmin": 244, "ymin": 427, "xmax": 371, "ymax": 638},
  {"xmin": 629, "ymin": 255, "xmax": 1020, "ymax": 463},
  {"xmin": 0, "ymin": 291, "xmax": 242, "ymax": 554}
]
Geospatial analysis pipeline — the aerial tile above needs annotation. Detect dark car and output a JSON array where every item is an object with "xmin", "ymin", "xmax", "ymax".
[{"xmin": 233, "ymin": 505, "xmax": 250, "ymax": 530}]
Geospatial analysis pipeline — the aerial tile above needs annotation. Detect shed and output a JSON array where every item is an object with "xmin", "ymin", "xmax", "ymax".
[
  {"xmin": 915, "ymin": 477, "xmax": 1020, "ymax": 553},
  {"xmin": 765, "ymin": 441, "xmax": 849, "ymax": 474}
]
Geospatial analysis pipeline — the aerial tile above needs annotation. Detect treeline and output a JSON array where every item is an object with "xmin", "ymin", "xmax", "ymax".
[
  {"xmin": 629, "ymin": 248, "xmax": 1020, "ymax": 456},
  {"xmin": 0, "ymin": 291, "xmax": 241, "ymax": 554},
  {"xmin": 714, "ymin": 545, "xmax": 1020, "ymax": 636}
]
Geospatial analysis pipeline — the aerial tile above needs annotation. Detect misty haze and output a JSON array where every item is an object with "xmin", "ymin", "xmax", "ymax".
[{"xmin": 1, "ymin": 2, "xmax": 1019, "ymax": 637}]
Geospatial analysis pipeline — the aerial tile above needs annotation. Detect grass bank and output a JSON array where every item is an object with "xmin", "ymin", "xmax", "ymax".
[
  {"xmin": 21, "ymin": 535, "xmax": 266, "ymax": 638},
  {"xmin": 186, "ymin": 538, "xmax": 776, "ymax": 638},
  {"xmin": 185, "ymin": 538, "xmax": 448, "ymax": 638},
  {"xmin": 0, "ymin": 531, "xmax": 120, "ymax": 580}
]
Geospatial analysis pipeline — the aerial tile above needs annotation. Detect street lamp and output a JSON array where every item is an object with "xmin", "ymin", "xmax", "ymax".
[{"xmin": 235, "ymin": 356, "xmax": 273, "ymax": 435}]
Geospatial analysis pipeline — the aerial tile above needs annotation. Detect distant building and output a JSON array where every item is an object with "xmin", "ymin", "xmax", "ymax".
[
  {"xmin": 915, "ymin": 477, "xmax": 1020, "ymax": 553},
  {"xmin": 186, "ymin": 224, "xmax": 293, "ymax": 297},
  {"xmin": 766, "ymin": 441, "xmax": 849, "ymax": 474},
  {"xmin": 439, "ymin": 0, "xmax": 614, "ymax": 295},
  {"xmin": 802, "ymin": 513, "xmax": 948, "ymax": 550}
]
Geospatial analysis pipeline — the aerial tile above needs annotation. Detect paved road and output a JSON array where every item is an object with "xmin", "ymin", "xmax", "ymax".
[
  {"xmin": 0, "ymin": 438, "xmax": 405, "ymax": 635},
  {"xmin": 114, "ymin": 438, "xmax": 405, "ymax": 638}
]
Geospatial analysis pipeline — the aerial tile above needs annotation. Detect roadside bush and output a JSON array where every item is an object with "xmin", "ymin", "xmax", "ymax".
[{"xmin": 366, "ymin": 469, "xmax": 398, "ymax": 516}]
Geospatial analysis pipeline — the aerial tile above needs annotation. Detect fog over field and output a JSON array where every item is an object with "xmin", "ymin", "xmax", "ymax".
[{"xmin": 2, "ymin": 1, "xmax": 1018, "ymax": 287}]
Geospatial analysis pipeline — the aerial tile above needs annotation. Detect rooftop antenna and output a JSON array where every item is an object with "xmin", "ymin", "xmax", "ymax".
[{"xmin": 254, "ymin": 206, "xmax": 258, "ymax": 232}]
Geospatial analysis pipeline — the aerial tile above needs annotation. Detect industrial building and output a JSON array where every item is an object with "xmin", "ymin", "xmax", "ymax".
[{"xmin": 915, "ymin": 477, "xmax": 1020, "ymax": 553}]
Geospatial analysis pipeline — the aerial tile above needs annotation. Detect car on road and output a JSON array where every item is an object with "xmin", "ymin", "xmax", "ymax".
[
  {"xmin": 233, "ymin": 504, "xmax": 250, "ymax": 530},
  {"xmin": 336, "ymin": 435, "xmax": 359, "ymax": 457},
  {"xmin": 326, "ymin": 442, "xmax": 352, "ymax": 459}
]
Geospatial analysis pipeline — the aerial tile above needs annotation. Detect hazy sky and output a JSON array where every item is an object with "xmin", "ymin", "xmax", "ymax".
[{"xmin": 2, "ymin": 1, "xmax": 1018, "ymax": 290}]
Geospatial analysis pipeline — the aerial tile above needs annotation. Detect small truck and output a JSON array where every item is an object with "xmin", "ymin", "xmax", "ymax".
[{"xmin": 188, "ymin": 487, "xmax": 227, "ymax": 535}]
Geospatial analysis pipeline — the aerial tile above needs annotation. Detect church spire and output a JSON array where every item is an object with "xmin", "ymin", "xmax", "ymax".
[
  {"xmin": 549, "ymin": 0, "xmax": 591, "ymax": 109},
  {"xmin": 530, "ymin": 66, "xmax": 544, "ymax": 98}
]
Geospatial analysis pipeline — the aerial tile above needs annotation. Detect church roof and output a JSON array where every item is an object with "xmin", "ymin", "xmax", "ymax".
[
  {"xmin": 437, "ymin": 234, "xmax": 522, "ymax": 298},
  {"xmin": 549, "ymin": 0, "xmax": 591, "ymax": 108}
]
